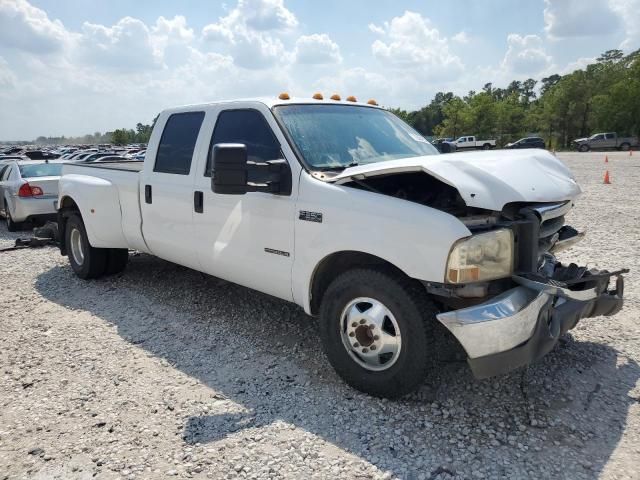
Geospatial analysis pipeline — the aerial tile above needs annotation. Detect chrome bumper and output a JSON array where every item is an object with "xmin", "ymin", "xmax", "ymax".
[
  {"xmin": 436, "ymin": 269, "xmax": 626, "ymax": 378},
  {"xmin": 436, "ymin": 287, "xmax": 552, "ymax": 359}
]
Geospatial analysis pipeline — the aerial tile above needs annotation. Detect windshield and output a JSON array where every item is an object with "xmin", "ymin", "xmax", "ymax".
[
  {"xmin": 19, "ymin": 163, "xmax": 64, "ymax": 178},
  {"xmin": 273, "ymin": 104, "xmax": 437, "ymax": 169}
]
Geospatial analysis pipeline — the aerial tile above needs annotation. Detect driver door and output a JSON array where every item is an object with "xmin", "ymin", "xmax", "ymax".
[{"xmin": 191, "ymin": 105, "xmax": 297, "ymax": 301}]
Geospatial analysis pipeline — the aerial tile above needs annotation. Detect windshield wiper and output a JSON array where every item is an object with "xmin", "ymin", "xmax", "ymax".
[{"xmin": 317, "ymin": 162, "xmax": 359, "ymax": 171}]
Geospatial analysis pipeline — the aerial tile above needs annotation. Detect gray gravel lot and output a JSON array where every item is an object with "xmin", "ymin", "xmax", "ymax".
[{"xmin": 1, "ymin": 151, "xmax": 639, "ymax": 479}]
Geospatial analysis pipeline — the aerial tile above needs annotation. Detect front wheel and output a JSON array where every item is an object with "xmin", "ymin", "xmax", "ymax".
[
  {"xmin": 579, "ymin": 144, "xmax": 589, "ymax": 152},
  {"xmin": 65, "ymin": 214, "xmax": 108, "ymax": 279},
  {"xmin": 319, "ymin": 268, "xmax": 437, "ymax": 398}
]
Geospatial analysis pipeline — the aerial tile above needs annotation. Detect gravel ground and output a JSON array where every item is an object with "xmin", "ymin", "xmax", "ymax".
[{"xmin": 1, "ymin": 151, "xmax": 639, "ymax": 479}]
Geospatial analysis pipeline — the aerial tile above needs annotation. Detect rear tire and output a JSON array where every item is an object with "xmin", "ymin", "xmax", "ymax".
[
  {"xmin": 105, "ymin": 248, "xmax": 129, "ymax": 275},
  {"xmin": 5, "ymin": 202, "xmax": 19, "ymax": 232},
  {"xmin": 65, "ymin": 214, "xmax": 107, "ymax": 279},
  {"xmin": 319, "ymin": 268, "xmax": 438, "ymax": 398},
  {"xmin": 482, "ymin": 143, "xmax": 491, "ymax": 150},
  {"xmin": 620, "ymin": 143, "xmax": 630, "ymax": 151}
]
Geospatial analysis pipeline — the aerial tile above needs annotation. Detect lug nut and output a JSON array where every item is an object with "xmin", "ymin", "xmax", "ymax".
[
  {"xmin": 362, "ymin": 348, "xmax": 368, "ymax": 353},
  {"xmin": 353, "ymin": 342, "xmax": 360, "ymax": 348},
  {"xmin": 370, "ymin": 345, "xmax": 376, "ymax": 351},
  {"xmin": 373, "ymin": 335, "xmax": 379, "ymax": 341},
  {"xmin": 349, "ymin": 332, "xmax": 355, "ymax": 337},
  {"xmin": 351, "ymin": 322, "xmax": 358, "ymax": 327},
  {"xmin": 359, "ymin": 319, "xmax": 366, "ymax": 324},
  {"xmin": 369, "ymin": 324, "xmax": 375, "ymax": 329}
]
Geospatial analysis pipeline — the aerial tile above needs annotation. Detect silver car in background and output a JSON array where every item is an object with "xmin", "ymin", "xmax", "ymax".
[{"xmin": 0, "ymin": 160, "xmax": 65, "ymax": 231}]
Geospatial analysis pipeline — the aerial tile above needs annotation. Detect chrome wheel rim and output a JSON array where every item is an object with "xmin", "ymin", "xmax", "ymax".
[
  {"xmin": 340, "ymin": 297, "xmax": 402, "ymax": 371},
  {"xmin": 70, "ymin": 228, "xmax": 84, "ymax": 266}
]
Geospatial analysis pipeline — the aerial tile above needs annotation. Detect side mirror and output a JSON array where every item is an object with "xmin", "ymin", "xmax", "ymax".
[
  {"xmin": 211, "ymin": 143, "xmax": 292, "ymax": 196},
  {"xmin": 211, "ymin": 143, "xmax": 249, "ymax": 195}
]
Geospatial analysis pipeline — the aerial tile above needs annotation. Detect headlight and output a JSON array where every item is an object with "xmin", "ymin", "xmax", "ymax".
[{"xmin": 446, "ymin": 229, "xmax": 514, "ymax": 283}]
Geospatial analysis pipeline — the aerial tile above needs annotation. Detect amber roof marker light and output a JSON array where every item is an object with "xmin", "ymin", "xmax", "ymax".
[
  {"xmin": 278, "ymin": 92, "xmax": 290, "ymax": 100},
  {"xmin": 346, "ymin": 95, "xmax": 357, "ymax": 102},
  {"xmin": 330, "ymin": 94, "xmax": 341, "ymax": 101},
  {"xmin": 367, "ymin": 99, "xmax": 378, "ymax": 106},
  {"xmin": 312, "ymin": 92, "xmax": 324, "ymax": 100}
]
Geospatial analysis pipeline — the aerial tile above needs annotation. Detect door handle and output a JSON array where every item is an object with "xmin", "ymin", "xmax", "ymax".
[
  {"xmin": 194, "ymin": 191, "xmax": 203, "ymax": 213},
  {"xmin": 145, "ymin": 185, "xmax": 152, "ymax": 204}
]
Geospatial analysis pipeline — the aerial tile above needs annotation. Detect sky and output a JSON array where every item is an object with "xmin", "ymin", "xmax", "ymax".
[{"xmin": 0, "ymin": 0, "xmax": 638, "ymax": 141}]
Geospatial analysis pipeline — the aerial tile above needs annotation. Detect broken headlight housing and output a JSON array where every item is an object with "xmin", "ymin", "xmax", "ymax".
[{"xmin": 446, "ymin": 229, "xmax": 514, "ymax": 283}]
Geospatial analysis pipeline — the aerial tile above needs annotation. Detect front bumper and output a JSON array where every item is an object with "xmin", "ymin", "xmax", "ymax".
[{"xmin": 436, "ymin": 267, "xmax": 626, "ymax": 379}]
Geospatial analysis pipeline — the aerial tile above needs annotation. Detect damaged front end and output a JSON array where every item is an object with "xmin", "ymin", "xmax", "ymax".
[
  {"xmin": 329, "ymin": 152, "xmax": 627, "ymax": 378},
  {"xmin": 435, "ymin": 200, "xmax": 628, "ymax": 378}
]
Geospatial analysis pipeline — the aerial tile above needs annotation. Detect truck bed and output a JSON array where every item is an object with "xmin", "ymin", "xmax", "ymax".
[{"xmin": 66, "ymin": 160, "xmax": 144, "ymax": 172}]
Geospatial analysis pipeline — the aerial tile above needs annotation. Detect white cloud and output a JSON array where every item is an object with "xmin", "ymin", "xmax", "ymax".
[
  {"xmin": 452, "ymin": 31, "xmax": 469, "ymax": 44},
  {"xmin": 610, "ymin": 0, "xmax": 640, "ymax": 49},
  {"xmin": 314, "ymin": 67, "xmax": 392, "ymax": 103},
  {"xmin": 0, "ymin": 56, "xmax": 17, "ymax": 90},
  {"xmin": 201, "ymin": 0, "xmax": 299, "ymax": 69},
  {"xmin": 501, "ymin": 34, "xmax": 552, "ymax": 75},
  {"xmin": 370, "ymin": 11, "xmax": 464, "ymax": 80},
  {"xmin": 76, "ymin": 17, "xmax": 162, "ymax": 72},
  {"xmin": 368, "ymin": 23, "xmax": 386, "ymax": 35},
  {"xmin": 294, "ymin": 34, "xmax": 342, "ymax": 64},
  {"xmin": 561, "ymin": 56, "xmax": 597, "ymax": 74},
  {"xmin": 0, "ymin": 0, "xmax": 69, "ymax": 54},
  {"xmin": 544, "ymin": 0, "xmax": 621, "ymax": 39}
]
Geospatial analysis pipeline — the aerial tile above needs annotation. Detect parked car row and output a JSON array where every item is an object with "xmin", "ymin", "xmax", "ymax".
[
  {"xmin": 0, "ymin": 143, "xmax": 146, "ymax": 231},
  {"xmin": 431, "ymin": 136, "xmax": 546, "ymax": 153}
]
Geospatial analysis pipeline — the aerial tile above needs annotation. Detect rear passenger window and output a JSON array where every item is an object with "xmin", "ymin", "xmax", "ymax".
[
  {"xmin": 206, "ymin": 109, "xmax": 281, "ymax": 176},
  {"xmin": 154, "ymin": 111, "xmax": 205, "ymax": 175}
]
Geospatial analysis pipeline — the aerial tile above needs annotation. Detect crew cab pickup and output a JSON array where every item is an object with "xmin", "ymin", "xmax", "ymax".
[
  {"xmin": 573, "ymin": 132, "xmax": 639, "ymax": 152},
  {"xmin": 452, "ymin": 136, "xmax": 496, "ymax": 150},
  {"xmin": 57, "ymin": 97, "xmax": 627, "ymax": 398}
]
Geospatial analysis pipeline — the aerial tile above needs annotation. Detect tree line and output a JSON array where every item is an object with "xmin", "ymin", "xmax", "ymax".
[
  {"xmin": 391, "ymin": 49, "xmax": 640, "ymax": 149},
  {"xmin": 33, "ymin": 120, "xmax": 155, "ymax": 146}
]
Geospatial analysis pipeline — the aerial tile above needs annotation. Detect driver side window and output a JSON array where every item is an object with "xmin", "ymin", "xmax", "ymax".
[{"xmin": 206, "ymin": 109, "xmax": 282, "ymax": 177}]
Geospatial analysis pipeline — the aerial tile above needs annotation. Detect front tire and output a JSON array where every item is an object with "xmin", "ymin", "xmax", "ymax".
[
  {"xmin": 65, "ymin": 214, "xmax": 108, "ymax": 279},
  {"xmin": 579, "ymin": 144, "xmax": 589, "ymax": 152},
  {"xmin": 319, "ymin": 268, "xmax": 438, "ymax": 398}
]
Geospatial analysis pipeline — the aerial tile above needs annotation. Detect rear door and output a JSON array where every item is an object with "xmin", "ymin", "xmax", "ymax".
[
  {"xmin": 191, "ymin": 104, "xmax": 297, "ymax": 301},
  {"xmin": 140, "ymin": 110, "xmax": 206, "ymax": 269},
  {"xmin": 604, "ymin": 133, "xmax": 616, "ymax": 148}
]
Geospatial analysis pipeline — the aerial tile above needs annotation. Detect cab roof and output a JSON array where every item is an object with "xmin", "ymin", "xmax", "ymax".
[{"xmin": 161, "ymin": 96, "xmax": 384, "ymax": 115}]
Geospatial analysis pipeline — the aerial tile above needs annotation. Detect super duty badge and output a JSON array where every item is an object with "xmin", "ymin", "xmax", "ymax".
[{"xmin": 299, "ymin": 210, "xmax": 323, "ymax": 223}]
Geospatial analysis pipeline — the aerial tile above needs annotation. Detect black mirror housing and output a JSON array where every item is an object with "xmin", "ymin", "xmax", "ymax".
[
  {"xmin": 212, "ymin": 144, "xmax": 249, "ymax": 194},
  {"xmin": 211, "ymin": 143, "xmax": 292, "ymax": 196}
]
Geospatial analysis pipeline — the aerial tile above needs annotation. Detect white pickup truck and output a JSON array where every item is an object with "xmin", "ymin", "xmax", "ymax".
[
  {"xmin": 57, "ymin": 97, "xmax": 626, "ymax": 398},
  {"xmin": 453, "ymin": 136, "xmax": 496, "ymax": 150}
]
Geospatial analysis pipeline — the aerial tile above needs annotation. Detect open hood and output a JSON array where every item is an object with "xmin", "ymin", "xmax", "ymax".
[{"xmin": 327, "ymin": 148, "xmax": 581, "ymax": 211}]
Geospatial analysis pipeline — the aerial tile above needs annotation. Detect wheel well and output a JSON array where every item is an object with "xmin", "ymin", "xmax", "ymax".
[
  {"xmin": 58, "ymin": 196, "xmax": 81, "ymax": 254},
  {"xmin": 309, "ymin": 251, "xmax": 410, "ymax": 315},
  {"xmin": 60, "ymin": 196, "xmax": 80, "ymax": 211}
]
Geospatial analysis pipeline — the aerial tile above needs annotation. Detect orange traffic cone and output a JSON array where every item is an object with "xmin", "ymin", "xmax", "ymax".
[
  {"xmin": 630, "ymin": 148, "xmax": 633, "ymax": 157},
  {"xmin": 605, "ymin": 155, "xmax": 608, "ymax": 163},
  {"xmin": 604, "ymin": 170, "xmax": 611, "ymax": 184}
]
